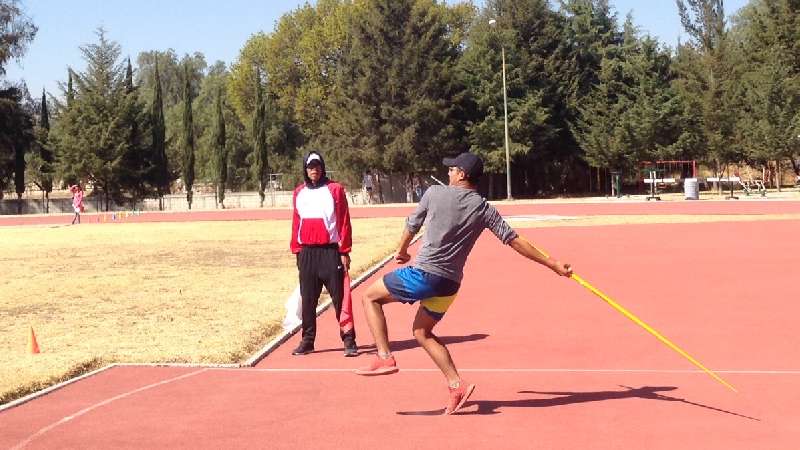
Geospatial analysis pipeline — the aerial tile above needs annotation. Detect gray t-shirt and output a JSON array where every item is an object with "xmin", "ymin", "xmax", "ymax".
[{"xmin": 407, "ymin": 185, "xmax": 518, "ymax": 282}]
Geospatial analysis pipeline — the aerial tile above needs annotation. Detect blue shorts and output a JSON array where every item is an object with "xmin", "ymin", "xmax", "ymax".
[{"xmin": 383, "ymin": 267, "xmax": 460, "ymax": 320}]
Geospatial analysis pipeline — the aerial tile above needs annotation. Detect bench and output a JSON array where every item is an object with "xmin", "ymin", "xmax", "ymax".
[
  {"xmin": 643, "ymin": 172, "xmax": 678, "ymax": 201},
  {"xmin": 643, "ymin": 178, "xmax": 677, "ymax": 184},
  {"xmin": 706, "ymin": 177, "xmax": 741, "ymax": 199}
]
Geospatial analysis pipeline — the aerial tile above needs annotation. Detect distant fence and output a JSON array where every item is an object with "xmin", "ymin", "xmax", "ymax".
[
  {"xmin": 0, "ymin": 191, "xmax": 295, "ymax": 215},
  {"xmin": 0, "ymin": 176, "xmax": 427, "ymax": 215}
]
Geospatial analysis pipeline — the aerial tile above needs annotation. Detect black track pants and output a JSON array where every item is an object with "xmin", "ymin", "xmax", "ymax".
[{"xmin": 297, "ymin": 245, "xmax": 355, "ymax": 344}]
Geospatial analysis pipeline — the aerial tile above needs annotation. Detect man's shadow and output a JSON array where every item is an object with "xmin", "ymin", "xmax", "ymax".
[
  {"xmin": 398, "ymin": 385, "xmax": 759, "ymax": 421},
  {"xmin": 312, "ymin": 333, "xmax": 489, "ymax": 354}
]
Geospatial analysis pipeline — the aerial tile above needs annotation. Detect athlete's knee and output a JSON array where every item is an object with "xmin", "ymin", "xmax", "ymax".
[
  {"xmin": 362, "ymin": 280, "xmax": 387, "ymax": 304},
  {"xmin": 412, "ymin": 324, "xmax": 435, "ymax": 343},
  {"xmin": 361, "ymin": 286, "xmax": 378, "ymax": 304}
]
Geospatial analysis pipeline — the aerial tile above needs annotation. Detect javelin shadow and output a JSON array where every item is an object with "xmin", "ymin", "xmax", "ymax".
[
  {"xmin": 312, "ymin": 333, "xmax": 489, "ymax": 355},
  {"xmin": 458, "ymin": 385, "xmax": 758, "ymax": 421}
]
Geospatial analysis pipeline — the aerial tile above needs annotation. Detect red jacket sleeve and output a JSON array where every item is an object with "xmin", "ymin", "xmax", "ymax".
[
  {"xmin": 290, "ymin": 186, "xmax": 302, "ymax": 254},
  {"xmin": 332, "ymin": 183, "xmax": 352, "ymax": 254}
]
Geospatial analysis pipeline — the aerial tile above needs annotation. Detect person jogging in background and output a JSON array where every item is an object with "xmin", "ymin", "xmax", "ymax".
[
  {"xmin": 355, "ymin": 152, "xmax": 572, "ymax": 415},
  {"xmin": 362, "ymin": 170, "xmax": 375, "ymax": 204},
  {"xmin": 290, "ymin": 151, "xmax": 358, "ymax": 357},
  {"xmin": 70, "ymin": 184, "xmax": 84, "ymax": 225}
]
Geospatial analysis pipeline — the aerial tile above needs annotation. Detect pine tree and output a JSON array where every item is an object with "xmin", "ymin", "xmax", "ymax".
[
  {"xmin": 461, "ymin": 0, "xmax": 565, "ymax": 197},
  {"xmin": 213, "ymin": 86, "xmax": 228, "ymax": 208},
  {"xmin": 734, "ymin": 0, "xmax": 800, "ymax": 187},
  {"xmin": 50, "ymin": 29, "xmax": 139, "ymax": 210},
  {"xmin": 182, "ymin": 63, "xmax": 196, "ymax": 209},
  {"xmin": 320, "ymin": 0, "xmax": 468, "ymax": 190},
  {"xmin": 575, "ymin": 17, "xmax": 689, "ymax": 181},
  {"xmin": 0, "ymin": 0, "xmax": 37, "ymax": 76},
  {"xmin": 674, "ymin": 0, "xmax": 741, "ymax": 177}
]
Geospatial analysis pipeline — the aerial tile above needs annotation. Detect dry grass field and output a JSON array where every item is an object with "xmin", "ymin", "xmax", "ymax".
[{"xmin": 0, "ymin": 217, "xmax": 405, "ymax": 404}]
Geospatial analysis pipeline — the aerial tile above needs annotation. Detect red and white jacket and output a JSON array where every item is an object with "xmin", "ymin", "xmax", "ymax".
[{"xmin": 290, "ymin": 180, "xmax": 352, "ymax": 254}]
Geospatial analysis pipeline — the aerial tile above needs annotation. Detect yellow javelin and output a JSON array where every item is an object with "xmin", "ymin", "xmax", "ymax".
[
  {"xmin": 569, "ymin": 272, "xmax": 737, "ymax": 392},
  {"xmin": 531, "ymin": 243, "xmax": 737, "ymax": 392}
]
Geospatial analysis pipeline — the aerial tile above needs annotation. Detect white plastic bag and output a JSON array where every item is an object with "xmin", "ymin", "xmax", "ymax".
[{"xmin": 282, "ymin": 285, "xmax": 303, "ymax": 331}]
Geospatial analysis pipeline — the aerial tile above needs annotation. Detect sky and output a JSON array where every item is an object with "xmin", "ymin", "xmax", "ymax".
[{"xmin": 5, "ymin": 0, "xmax": 751, "ymax": 97}]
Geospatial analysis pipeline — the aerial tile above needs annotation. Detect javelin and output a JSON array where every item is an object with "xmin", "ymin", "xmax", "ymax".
[
  {"xmin": 569, "ymin": 272, "xmax": 737, "ymax": 392},
  {"xmin": 425, "ymin": 175, "xmax": 736, "ymax": 390},
  {"xmin": 538, "ymin": 246, "xmax": 737, "ymax": 392},
  {"xmin": 430, "ymin": 175, "xmax": 447, "ymax": 186}
]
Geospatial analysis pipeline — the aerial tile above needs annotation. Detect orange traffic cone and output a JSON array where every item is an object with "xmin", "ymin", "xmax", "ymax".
[{"xmin": 28, "ymin": 327, "xmax": 40, "ymax": 354}]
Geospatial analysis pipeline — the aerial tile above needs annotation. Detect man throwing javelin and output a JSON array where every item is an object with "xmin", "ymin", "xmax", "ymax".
[{"xmin": 354, "ymin": 152, "xmax": 573, "ymax": 415}]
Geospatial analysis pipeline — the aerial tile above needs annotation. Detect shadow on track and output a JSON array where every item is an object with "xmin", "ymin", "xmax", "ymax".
[
  {"xmin": 311, "ymin": 333, "xmax": 490, "ymax": 355},
  {"xmin": 397, "ymin": 385, "xmax": 758, "ymax": 420},
  {"xmin": 456, "ymin": 385, "xmax": 759, "ymax": 420}
]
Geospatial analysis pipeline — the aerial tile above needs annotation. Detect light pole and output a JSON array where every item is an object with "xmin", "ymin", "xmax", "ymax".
[{"xmin": 489, "ymin": 18, "xmax": 512, "ymax": 200}]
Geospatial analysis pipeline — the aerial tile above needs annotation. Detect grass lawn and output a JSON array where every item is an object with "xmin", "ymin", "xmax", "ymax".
[{"xmin": 0, "ymin": 217, "xmax": 405, "ymax": 405}]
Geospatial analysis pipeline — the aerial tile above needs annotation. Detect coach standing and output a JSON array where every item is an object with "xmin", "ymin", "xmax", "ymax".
[{"xmin": 290, "ymin": 151, "xmax": 358, "ymax": 357}]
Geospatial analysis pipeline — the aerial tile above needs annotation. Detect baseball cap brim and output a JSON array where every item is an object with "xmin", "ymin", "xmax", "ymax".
[{"xmin": 442, "ymin": 157, "xmax": 458, "ymax": 167}]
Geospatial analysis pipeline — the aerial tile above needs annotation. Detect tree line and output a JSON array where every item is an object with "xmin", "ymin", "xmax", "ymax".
[{"xmin": 2, "ymin": 0, "xmax": 800, "ymax": 210}]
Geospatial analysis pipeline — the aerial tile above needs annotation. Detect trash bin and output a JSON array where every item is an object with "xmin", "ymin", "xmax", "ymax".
[{"xmin": 684, "ymin": 178, "xmax": 699, "ymax": 200}]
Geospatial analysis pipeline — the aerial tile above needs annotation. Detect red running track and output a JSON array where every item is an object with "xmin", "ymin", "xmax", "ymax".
[
  {"xmin": 1, "ymin": 218, "xmax": 799, "ymax": 448},
  {"xmin": 1, "ymin": 199, "xmax": 799, "ymax": 226}
]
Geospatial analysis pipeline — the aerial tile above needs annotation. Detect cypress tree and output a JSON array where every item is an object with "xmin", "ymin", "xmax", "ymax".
[
  {"xmin": 39, "ymin": 88, "xmax": 53, "ymax": 211},
  {"xmin": 40, "ymin": 89, "xmax": 50, "ymax": 131},
  {"xmin": 14, "ymin": 127, "xmax": 26, "ymax": 212},
  {"xmin": 125, "ymin": 57, "xmax": 134, "ymax": 91},
  {"xmin": 213, "ymin": 86, "xmax": 227, "ymax": 208},
  {"xmin": 151, "ymin": 59, "xmax": 169, "ymax": 208},
  {"xmin": 252, "ymin": 67, "xmax": 268, "ymax": 207},
  {"xmin": 66, "ymin": 70, "xmax": 74, "ymax": 107},
  {"xmin": 116, "ymin": 57, "xmax": 152, "ymax": 207},
  {"xmin": 182, "ymin": 63, "xmax": 196, "ymax": 209}
]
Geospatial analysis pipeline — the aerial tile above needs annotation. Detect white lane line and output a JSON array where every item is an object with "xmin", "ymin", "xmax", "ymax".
[
  {"xmin": 0, "ymin": 364, "xmax": 116, "ymax": 413},
  {"xmin": 11, "ymin": 369, "xmax": 208, "ymax": 450},
  {"xmin": 210, "ymin": 367, "xmax": 800, "ymax": 375}
]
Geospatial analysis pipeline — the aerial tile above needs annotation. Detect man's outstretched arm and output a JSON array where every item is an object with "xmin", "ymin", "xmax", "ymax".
[{"xmin": 509, "ymin": 236, "xmax": 572, "ymax": 277}]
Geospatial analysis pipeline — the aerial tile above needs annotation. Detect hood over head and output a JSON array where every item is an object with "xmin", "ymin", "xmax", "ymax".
[{"xmin": 302, "ymin": 151, "xmax": 329, "ymax": 187}]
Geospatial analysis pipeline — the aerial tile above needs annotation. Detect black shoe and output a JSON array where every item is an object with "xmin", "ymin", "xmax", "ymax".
[
  {"xmin": 343, "ymin": 339, "xmax": 358, "ymax": 357},
  {"xmin": 292, "ymin": 341, "xmax": 314, "ymax": 356}
]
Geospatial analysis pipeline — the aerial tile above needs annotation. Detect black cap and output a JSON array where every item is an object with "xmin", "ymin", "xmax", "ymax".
[{"xmin": 443, "ymin": 152, "xmax": 484, "ymax": 180}]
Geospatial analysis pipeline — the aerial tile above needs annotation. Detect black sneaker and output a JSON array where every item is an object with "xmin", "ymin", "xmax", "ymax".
[
  {"xmin": 343, "ymin": 339, "xmax": 358, "ymax": 357},
  {"xmin": 292, "ymin": 341, "xmax": 314, "ymax": 356}
]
